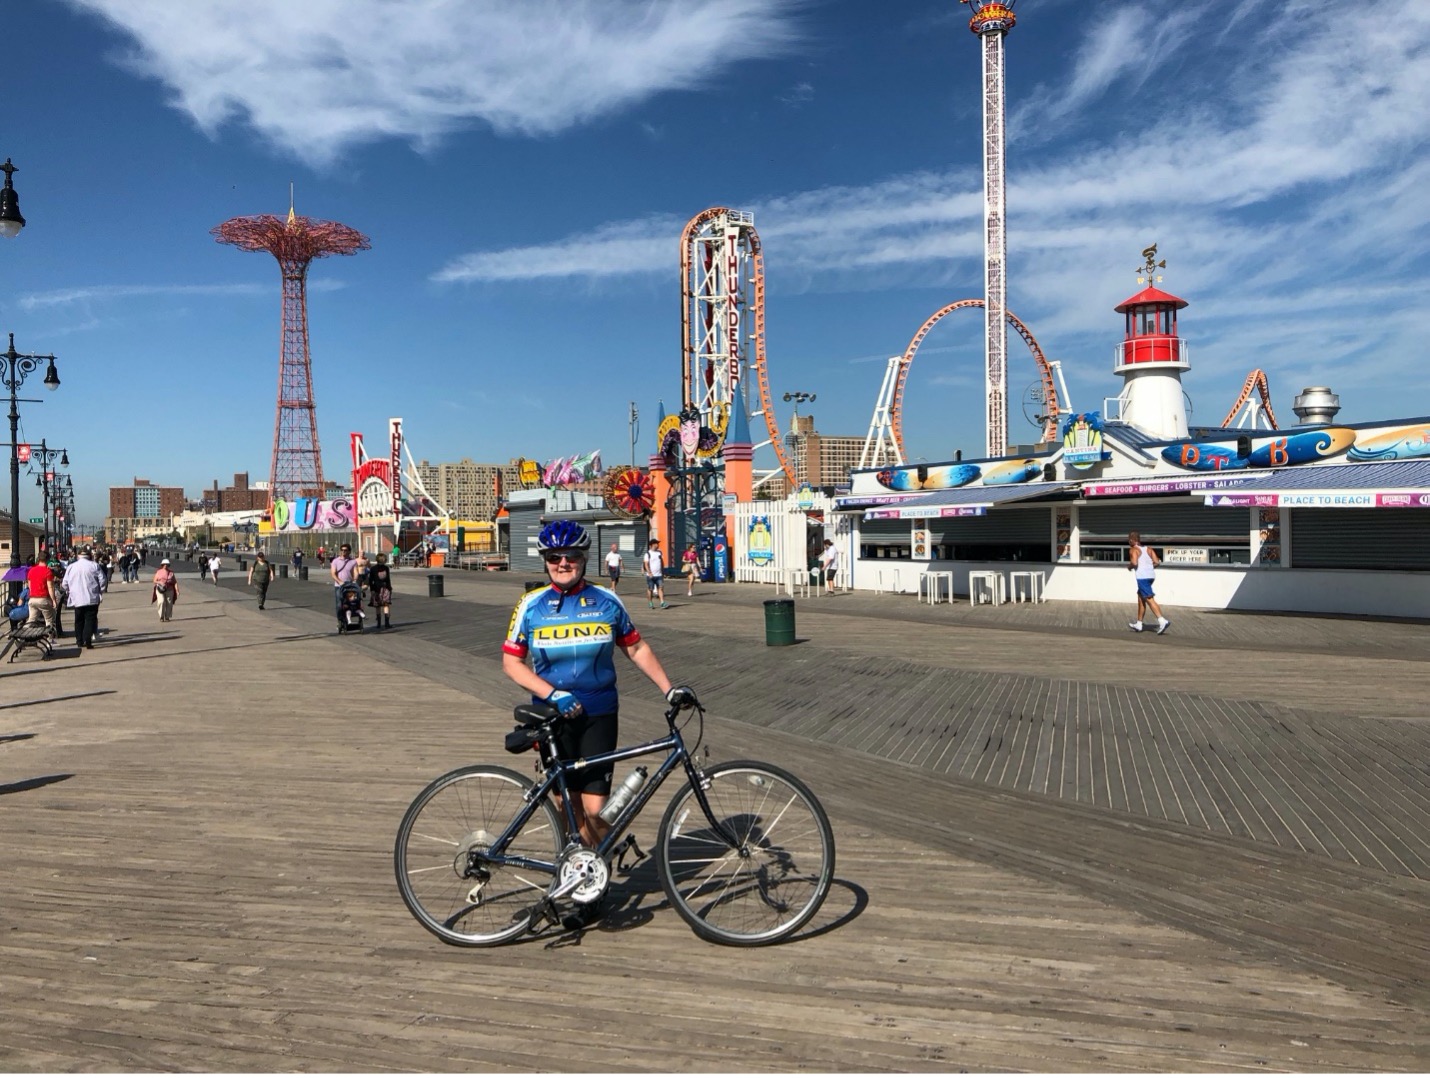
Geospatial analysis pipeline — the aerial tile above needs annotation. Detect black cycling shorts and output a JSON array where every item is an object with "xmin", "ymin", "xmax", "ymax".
[{"xmin": 554, "ymin": 711, "xmax": 618, "ymax": 796}]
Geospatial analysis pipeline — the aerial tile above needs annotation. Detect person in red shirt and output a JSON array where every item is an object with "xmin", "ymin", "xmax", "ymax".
[{"xmin": 25, "ymin": 556, "xmax": 59, "ymax": 633}]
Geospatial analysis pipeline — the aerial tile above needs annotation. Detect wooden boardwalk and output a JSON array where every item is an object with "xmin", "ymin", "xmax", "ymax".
[{"xmin": 1, "ymin": 564, "xmax": 1428, "ymax": 1070}]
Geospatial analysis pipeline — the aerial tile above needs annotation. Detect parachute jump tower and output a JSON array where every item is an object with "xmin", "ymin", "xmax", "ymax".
[
  {"xmin": 963, "ymin": 0, "xmax": 1018, "ymax": 458},
  {"xmin": 213, "ymin": 202, "xmax": 370, "ymax": 505}
]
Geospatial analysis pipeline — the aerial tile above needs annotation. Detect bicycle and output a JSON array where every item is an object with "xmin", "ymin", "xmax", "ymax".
[{"xmin": 394, "ymin": 691, "xmax": 835, "ymax": 947}]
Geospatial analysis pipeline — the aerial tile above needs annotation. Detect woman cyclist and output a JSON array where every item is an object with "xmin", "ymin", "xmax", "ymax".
[{"xmin": 502, "ymin": 520, "xmax": 692, "ymax": 851}]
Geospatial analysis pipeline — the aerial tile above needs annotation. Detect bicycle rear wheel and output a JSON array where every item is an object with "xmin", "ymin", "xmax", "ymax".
[
  {"xmin": 394, "ymin": 764, "xmax": 562, "ymax": 946},
  {"xmin": 656, "ymin": 760, "xmax": 834, "ymax": 946}
]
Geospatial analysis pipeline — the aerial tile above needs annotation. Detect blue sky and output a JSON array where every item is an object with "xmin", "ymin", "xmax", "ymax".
[{"xmin": 4, "ymin": 0, "xmax": 1427, "ymax": 526}]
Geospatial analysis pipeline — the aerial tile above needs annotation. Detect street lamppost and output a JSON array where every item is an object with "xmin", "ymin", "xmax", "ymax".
[
  {"xmin": 628, "ymin": 401, "xmax": 639, "ymax": 466},
  {"xmin": 3, "ymin": 333, "xmax": 60, "ymax": 584},
  {"xmin": 0, "ymin": 159, "xmax": 25, "ymax": 239},
  {"xmin": 782, "ymin": 391, "xmax": 816, "ymax": 488},
  {"xmin": 30, "ymin": 439, "xmax": 68, "ymax": 553}
]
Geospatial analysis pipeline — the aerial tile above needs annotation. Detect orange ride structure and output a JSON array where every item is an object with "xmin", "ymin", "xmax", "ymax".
[
  {"xmin": 1222, "ymin": 369, "xmax": 1280, "ymax": 429},
  {"xmin": 650, "ymin": 208, "xmax": 777, "ymax": 548},
  {"xmin": 213, "ymin": 203, "xmax": 370, "ymax": 505}
]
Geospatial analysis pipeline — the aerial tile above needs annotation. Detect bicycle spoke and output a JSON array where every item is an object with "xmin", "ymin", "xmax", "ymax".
[
  {"xmin": 658, "ymin": 762, "xmax": 834, "ymax": 945},
  {"xmin": 395, "ymin": 766, "xmax": 562, "ymax": 946}
]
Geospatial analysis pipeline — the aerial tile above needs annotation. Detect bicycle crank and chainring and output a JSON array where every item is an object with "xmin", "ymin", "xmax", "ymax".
[{"xmin": 555, "ymin": 846, "xmax": 610, "ymax": 905}]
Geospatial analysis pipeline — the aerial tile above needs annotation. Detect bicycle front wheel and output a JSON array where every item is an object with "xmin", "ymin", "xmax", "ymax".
[
  {"xmin": 394, "ymin": 764, "xmax": 562, "ymax": 946},
  {"xmin": 657, "ymin": 760, "xmax": 835, "ymax": 945}
]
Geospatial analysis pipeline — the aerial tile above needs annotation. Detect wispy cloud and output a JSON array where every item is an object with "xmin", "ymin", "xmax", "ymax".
[
  {"xmin": 17, "ymin": 282, "xmax": 267, "ymax": 311},
  {"xmin": 430, "ymin": 0, "xmax": 1430, "ymax": 408},
  {"xmin": 64, "ymin": 0, "xmax": 805, "ymax": 167}
]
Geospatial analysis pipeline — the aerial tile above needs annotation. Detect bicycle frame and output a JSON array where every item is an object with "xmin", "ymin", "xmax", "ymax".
[{"xmin": 480, "ymin": 712, "xmax": 740, "ymax": 879}]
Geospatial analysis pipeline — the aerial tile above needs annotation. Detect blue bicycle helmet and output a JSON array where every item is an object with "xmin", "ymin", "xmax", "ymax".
[{"xmin": 536, "ymin": 519, "xmax": 591, "ymax": 554}]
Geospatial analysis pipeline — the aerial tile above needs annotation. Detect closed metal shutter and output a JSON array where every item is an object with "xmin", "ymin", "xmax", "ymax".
[
  {"xmin": 1292, "ymin": 509, "xmax": 1430, "ymax": 570},
  {"xmin": 931, "ymin": 507, "xmax": 1049, "ymax": 543},
  {"xmin": 508, "ymin": 505, "xmax": 545, "ymax": 574},
  {"xmin": 1079, "ymin": 502, "xmax": 1246, "ymax": 540},
  {"xmin": 862, "ymin": 520, "xmax": 909, "ymax": 542},
  {"xmin": 593, "ymin": 523, "xmax": 639, "ymax": 581}
]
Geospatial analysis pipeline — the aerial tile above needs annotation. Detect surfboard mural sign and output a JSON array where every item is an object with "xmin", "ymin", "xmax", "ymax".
[
  {"xmin": 875, "ymin": 462, "xmax": 981, "ymax": 492},
  {"xmin": 981, "ymin": 459, "xmax": 1043, "ymax": 485},
  {"xmin": 1246, "ymin": 428, "xmax": 1354, "ymax": 467},
  {"xmin": 1162, "ymin": 428, "xmax": 1355, "ymax": 471},
  {"xmin": 1347, "ymin": 424, "xmax": 1430, "ymax": 463}
]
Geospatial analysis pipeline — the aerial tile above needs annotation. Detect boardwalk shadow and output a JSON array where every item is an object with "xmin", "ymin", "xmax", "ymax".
[
  {"xmin": 0, "ymin": 773, "xmax": 73, "ymax": 796},
  {"xmin": 0, "ymin": 732, "xmax": 36, "ymax": 744},
  {"xmin": 0, "ymin": 690, "xmax": 117, "ymax": 711}
]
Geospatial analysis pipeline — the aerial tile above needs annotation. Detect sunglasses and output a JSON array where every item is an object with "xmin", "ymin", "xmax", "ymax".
[{"xmin": 543, "ymin": 551, "xmax": 585, "ymax": 564}]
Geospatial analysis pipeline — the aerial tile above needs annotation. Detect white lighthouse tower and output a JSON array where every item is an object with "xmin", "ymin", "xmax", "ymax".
[{"xmin": 1112, "ymin": 245, "xmax": 1191, "ymax": 440}]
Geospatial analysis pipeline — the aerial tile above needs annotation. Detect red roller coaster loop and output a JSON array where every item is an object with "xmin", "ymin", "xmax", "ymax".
[{"xmin": 891, "ymin": 299, "xmax": 1058, "ymax": 459}]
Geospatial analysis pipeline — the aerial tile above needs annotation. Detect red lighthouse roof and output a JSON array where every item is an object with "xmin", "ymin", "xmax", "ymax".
[{"xmin": 1115, "ymin": 284, "xmax": 1188, "ymax": 314}]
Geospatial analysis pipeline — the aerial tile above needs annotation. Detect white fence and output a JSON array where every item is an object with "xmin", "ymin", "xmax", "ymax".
[{"xmin": 725, "ymin": 494, "xmax": 852, "ymax": 589}]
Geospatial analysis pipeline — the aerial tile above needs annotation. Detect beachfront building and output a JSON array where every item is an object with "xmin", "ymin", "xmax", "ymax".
[{"xmin": 733, "ymin": 272, "xmax": 1430, "ymax": 618}]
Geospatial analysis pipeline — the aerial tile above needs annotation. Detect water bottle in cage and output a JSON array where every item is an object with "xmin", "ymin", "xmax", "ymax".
[{"xmin": 598, "ymin": 766, "xmax": 648, "ymax": 824}]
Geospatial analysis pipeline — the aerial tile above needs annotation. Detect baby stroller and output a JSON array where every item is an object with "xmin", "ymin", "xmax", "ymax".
[{"xmin": 337, "ymin": 582, "xmax": 366, "ymax": 633}]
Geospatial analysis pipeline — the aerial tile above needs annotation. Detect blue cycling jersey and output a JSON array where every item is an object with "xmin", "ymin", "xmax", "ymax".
[{"xmin": 502, "ymin": 581, "xmax": 640, "ymax": 715}]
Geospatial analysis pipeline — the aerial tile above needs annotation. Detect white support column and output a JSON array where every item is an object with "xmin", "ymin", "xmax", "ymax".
[
  {"xmin": 981, "ymin": 28, "xmax": 1009, "ymax": 459},
  {"xmin": 859, "ymin": 356, "xmax": 905, "ymax": 469}
]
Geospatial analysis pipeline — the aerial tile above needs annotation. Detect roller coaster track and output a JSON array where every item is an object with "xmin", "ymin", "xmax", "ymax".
[
  {"xmin": 891, "ymin": 299, "xmax": 1059, "ymax": 459},
  {"xmin": 680, "ymin": 207, "xmax": 794, "ymax": 485},
  {"xmin": 1222, "ymin": 368, "xmax": 1279, "ymax": 429}
]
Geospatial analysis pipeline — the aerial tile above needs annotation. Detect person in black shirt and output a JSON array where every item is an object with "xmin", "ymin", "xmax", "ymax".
[{"xmin": 365, "ymin": 552, "xmax": 394, "ymax": 629}]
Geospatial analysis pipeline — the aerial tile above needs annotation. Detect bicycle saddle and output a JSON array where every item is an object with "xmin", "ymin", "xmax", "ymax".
[{"xmin": 513, "ymin": 702, "xmax": 562, "ymax": 728}]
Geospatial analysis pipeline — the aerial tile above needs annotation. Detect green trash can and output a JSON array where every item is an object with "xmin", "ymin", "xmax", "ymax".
[{"xmin": 763, "ymin": 597, "xmax": 796, "ymax": 647}]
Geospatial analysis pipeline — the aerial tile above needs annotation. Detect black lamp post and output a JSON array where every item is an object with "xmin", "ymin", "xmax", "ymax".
[
  {"xmin": 3, "ymin": 333, "xmax": 60, "ymax": 587},
  {"xmin": 30, "ymin": 440, "xmax": 68, "ymax": 554},
  {"xmin": 0, "ymin": 159, "xmax": 25, "ymax": 240}
]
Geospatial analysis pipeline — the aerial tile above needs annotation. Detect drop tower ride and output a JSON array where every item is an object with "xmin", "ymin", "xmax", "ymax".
[{"xmin": 963, "ymin": 0, "xmax": 1017, "ymax": 459}]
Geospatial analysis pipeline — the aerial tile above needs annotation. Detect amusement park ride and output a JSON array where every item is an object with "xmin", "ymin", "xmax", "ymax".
[
  {"xmin": 213, "ymin": 193, "xmax": 370, "ymax": 505},
  {"xmin": 221, "ymin": 3, "xmax": 1282, "ymax": 561}
]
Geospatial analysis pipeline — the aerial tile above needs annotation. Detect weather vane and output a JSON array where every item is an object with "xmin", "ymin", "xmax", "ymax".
[{"xmin": 1137, "ymin": 243, "xmax": 1166, "ymax": 286}]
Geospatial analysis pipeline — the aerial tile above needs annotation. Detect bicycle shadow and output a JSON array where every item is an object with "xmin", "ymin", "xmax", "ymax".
[{"xmin": 538, "ymin": 841, "xmax": 866, "ymax": 948}]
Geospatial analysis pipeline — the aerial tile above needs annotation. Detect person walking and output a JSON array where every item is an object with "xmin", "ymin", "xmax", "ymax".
[
  {"xmin": 681, "ymin": 544, "xmax": 700, "ymax": 597},
  {"xmin": 152, "ymin": 559, "xmax": 179, "ymax": 622},
  {"xmin": 365, "ymin": 552, "xmax": 394, "ymax": 629},
  {"xmin": 1127, "ymin": 531, "xmax": 1170, "ymax": 634},
  {"xmin": 818, "ymin": 539, "xmax": 840, "ymax": 595},
  {"xmin": 209, "ymin": 552, "xmax": 222, "ymax": 585},
  {"xmin": 291, "ymin": 548, "xmax": 304, "ymax": 572},
  {"xmin": 604, "ymin": 543, "xmax": 623, "ymax": 591},
  {"xmin": 197, "ymin": 552, "xmax": 209, "ymax": 582},
  {"xmin": 642, "ymin": 539, "xmax": 668, "ymax": 609},
  {"xmin": 329, "ymin": 542, "xmax": 359, "ymax": 631},
  {"xmin": 247, "ymin": 551, "xmax": 274, "ymax": 610},
  {"xmin": 62, "ymin": 547, "xmax": 106, "ymax": 650},
  {"xmin": 24, "ymin": 555, "xmax": 59, "ymax": 636},
  {"xmin": 46, "ymin": 552, "xmax": 68, "ymax": 637}
]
